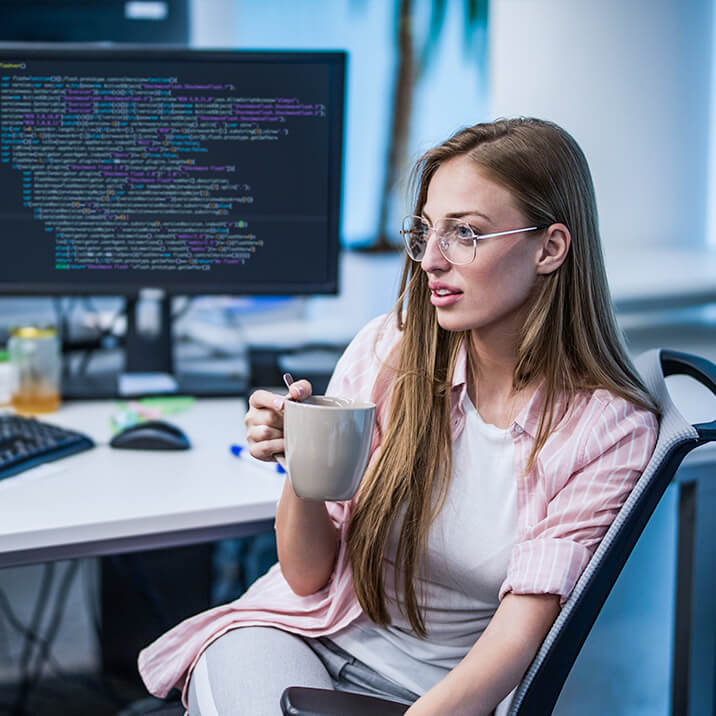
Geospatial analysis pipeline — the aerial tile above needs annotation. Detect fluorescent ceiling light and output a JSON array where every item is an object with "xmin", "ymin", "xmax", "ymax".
[{"xmin": 124, "ymin": 1, "xmax": 168, "ymax": 21}]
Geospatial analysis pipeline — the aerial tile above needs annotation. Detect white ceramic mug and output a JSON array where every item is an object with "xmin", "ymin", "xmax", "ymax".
[{"xmin": 280, "ymin": 395, "xmax": 376, "ymax": 501}]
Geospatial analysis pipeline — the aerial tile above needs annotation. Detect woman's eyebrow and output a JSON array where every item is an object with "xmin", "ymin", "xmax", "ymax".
[{"xmin": 422, "ymin": 209, "xmax": 493, "ymax": 225}]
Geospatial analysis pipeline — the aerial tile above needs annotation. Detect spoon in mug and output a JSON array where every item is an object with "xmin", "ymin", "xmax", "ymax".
[{"xmin": 272, "ymin": 373, "xmax": 294, "ymax": 472}]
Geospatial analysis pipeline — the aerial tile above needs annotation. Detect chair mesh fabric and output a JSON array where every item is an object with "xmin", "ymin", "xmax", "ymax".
[{"xmin": 507, "ymin": 348, "xmax": 700, "ymax": 714}]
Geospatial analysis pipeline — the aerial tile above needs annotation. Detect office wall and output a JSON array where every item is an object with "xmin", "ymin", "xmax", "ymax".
[
  {"xmin": 489, "ymin": 0, "xmax": 714, "ymax": 250},
  {"xmin": 189, "ymin": 0, "xmax": 236, "ymax": 47},
  {"xmin": 189, "ymin": 0, "xmax": 488, "ymax": 247},
  {"xmin": 191, "ymin": 0, "xmax": 716, "ymax": 251}
]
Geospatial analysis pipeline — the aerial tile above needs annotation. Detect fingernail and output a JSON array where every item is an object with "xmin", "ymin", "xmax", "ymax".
[
  {"xmin": 294, "ymin": 385, "xmax": 305, "ymax": 398},
  {"xmin": 273, "ymin": 398, "xmax": 284, "ymax": 410}
]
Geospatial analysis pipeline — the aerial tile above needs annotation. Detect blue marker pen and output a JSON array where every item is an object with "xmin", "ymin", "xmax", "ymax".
[{"xmin": 230, "ymin": 444, "xmax": 286, "ymax": 474}]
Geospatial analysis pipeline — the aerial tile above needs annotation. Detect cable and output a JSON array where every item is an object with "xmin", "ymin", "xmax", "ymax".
[
  {"xmin": 171, "ymin": 295, "xmax": 194, "ymax": 321},
  {"xmin": 23, "ymin": 561, "xmax": 79, "ymax": 699},
  {"xmin": 0, "ymin": 577, "xmax": 101, "ymax": 713},
  {"xmin": 80, "ymin": 296, "xmax": 127, "ymax": 342},
  {"xmin": 53, "ymin": 295, "xmax": 127, "ymax": 379},
  {"xmin": 17, "ymin": 562, "xmax": 54, "ymax": 682},
  {"xmin": 13, "ymin": 563, "xmax": 55, "ymax": 713},
  {"xmin": 61, "ymin": 295, "xmax": 192, "ymax": 379},
  {"xmin": 0, "ymin": 582, "xmax": 50, "ymax": 711},
  {"xmin": 73, "ymin": 299, "xmax": 128, "ymax": 378},
  {"xmin": 0, "ymin": 585, "xmax": 46, "ymax": 656},
  {"xmin": 0, "ymin": 562, "xmax": 124, "ymax": 714}
]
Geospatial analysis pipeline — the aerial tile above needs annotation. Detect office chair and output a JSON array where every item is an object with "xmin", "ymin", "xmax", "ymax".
[{"xmin": 281, "ymin": 348, "xmax": 716, "ymax": 716}]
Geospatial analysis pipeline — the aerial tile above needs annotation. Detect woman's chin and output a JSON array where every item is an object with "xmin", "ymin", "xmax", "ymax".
[{"xmin": 435, "ymin": 311, "xmax": 474, "ymax": 333}]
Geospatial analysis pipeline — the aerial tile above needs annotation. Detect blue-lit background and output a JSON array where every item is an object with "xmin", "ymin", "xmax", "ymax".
[{"xmin": 194, "ymin": 0, "xmax": 488, "ymax": 248}]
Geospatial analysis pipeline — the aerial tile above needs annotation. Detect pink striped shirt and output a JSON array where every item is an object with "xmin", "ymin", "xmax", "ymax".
[{"xmin": 138, "ymin": 313, "xmax": 658, "ymax": 704}]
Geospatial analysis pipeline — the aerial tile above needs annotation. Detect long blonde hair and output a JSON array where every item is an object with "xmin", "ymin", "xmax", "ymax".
[{"xmin": 346, "ymin": 118, "xmax": 659, "ymax": 637}]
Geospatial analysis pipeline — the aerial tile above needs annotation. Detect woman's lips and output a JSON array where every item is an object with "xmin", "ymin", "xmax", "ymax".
[{"xmin": 430, "ymin": 287, "xmax": 463, "ymax": 307}]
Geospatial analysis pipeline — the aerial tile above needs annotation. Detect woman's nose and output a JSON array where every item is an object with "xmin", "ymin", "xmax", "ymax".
[{"xmin": 420, "ymin": 233, "xmax": 450, "ymax": 273}]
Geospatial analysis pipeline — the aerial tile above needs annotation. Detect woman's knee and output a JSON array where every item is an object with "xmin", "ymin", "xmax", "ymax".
[{"xmin": 188, "ymin": 627, "xmax": 334, "ymax": 716}]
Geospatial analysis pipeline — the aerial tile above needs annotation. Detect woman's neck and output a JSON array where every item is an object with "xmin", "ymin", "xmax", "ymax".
[{"xmin": 466, "ymin": 332, "xmax": 536, "ymax": 429}]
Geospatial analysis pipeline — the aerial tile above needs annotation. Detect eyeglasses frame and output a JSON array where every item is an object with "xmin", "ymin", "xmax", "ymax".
[{"xmin": 400, "ymin": 215, "xmax": 550, "ymax": 265}]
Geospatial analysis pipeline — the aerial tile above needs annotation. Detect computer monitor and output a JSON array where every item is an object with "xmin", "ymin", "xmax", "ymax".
[{"xmin": 0, "ymin": 44, "xmax": 345, "ymax": 396}]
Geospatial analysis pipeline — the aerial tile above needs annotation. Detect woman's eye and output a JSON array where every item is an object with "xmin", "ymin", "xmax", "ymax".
[{"xmin": 456, "ymin": 224, "xmax": 475, "ymax": 240}]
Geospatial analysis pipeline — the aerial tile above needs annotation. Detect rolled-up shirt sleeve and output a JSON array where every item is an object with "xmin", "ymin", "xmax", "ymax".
[{"xmin": 499, "ymin": 397, "xmax": 658, "ymax": 606}]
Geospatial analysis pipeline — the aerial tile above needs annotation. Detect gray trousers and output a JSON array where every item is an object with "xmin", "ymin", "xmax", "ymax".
[{"xmin": 187, "ymin": 626, "xmax": 419, "ymax": 716}]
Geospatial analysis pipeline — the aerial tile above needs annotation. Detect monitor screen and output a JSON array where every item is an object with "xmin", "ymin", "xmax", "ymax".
[{"xmin": 0, "ymin": 45, "xmax": 345, "ymax": 296}]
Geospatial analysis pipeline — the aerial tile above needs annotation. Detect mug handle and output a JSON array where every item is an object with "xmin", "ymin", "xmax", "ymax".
[{"xmin": 274, "ymin": 453, "xmax": 287, "ymax": 471}]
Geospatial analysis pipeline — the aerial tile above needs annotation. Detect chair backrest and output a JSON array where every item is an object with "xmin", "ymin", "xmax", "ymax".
[{"xmin": 508, "ymin": 348, "xmax": 715, "ymax": 715}]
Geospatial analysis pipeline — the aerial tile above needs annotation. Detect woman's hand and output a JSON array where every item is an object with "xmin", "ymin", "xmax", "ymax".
[
  {"xmin": 245, "ymin": 378, "xmax": 339, "ymax": 595},
  {"xmin": 244, "ymin": 379, "xmax": 313, "ymax": 462}
]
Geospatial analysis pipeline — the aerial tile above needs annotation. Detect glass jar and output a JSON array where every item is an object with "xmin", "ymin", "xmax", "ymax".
[
  {"xmin": 8, "ymin": 326, "xmax": 61, "ymax": 414},
  {"xmin": 0, "ymin": 349, "xmax": 13, "ymax": 406}
]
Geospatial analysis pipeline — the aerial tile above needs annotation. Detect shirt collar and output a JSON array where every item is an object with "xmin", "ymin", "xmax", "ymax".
[
  {"xmin": 451, "ymin": 343, "xmax": 468, "ymax": 389},
  {"xmin": 514, "ymin": 380, "xmax": 547, "ymax": 439}
]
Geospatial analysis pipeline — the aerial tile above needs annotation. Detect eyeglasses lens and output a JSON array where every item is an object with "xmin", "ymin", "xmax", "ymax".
[
  {"xmin": 438, "ymin": 219, "xmax": 475, "ymax": 264},
  {"xmin": 401, "ymin": 216, "xmax": 429, "ymax": 260},
  {"xmin": 401, "ymin": 216, "xmax": 476, "ymax": 264}
]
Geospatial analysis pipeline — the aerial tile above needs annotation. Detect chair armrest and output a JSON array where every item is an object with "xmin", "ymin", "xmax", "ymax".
[
  {"xmin": 280, "ymin": 686, "xmax": 410, "ymax": 716},
  {"xmin": 661, "ymin": 349, "xmax": 716, "ymax": 441}
]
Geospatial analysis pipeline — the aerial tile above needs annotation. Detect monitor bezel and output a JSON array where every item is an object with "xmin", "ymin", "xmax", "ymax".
[{"xmin": 0, "ymin": 43, "xmax": 345, "ymax": 296}]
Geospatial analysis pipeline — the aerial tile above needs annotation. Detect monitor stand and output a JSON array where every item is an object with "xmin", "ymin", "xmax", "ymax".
[
  {"xmin": 121, "ymin": 292, "xmax": 176, "ymax": 394},
  {"xmin": 62, "ymin": 293, "xmax": 248, "ymax": 399}
]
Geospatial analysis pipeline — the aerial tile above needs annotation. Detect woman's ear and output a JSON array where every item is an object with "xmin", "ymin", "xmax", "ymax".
[{"xmin": 535, "ymin": 223, "xmax": 571, "ymax": 275}]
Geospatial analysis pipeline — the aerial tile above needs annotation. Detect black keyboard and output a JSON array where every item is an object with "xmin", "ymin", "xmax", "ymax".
[{"xmin": 0, "ymin": 414, "xmax": 95, "ymax": 480}]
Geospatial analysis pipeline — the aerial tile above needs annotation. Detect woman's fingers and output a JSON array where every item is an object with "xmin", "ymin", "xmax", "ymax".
[
  {"xmin": 246, "ymin": 406, "xmax": 283, "ymax": 431},
  {"xmin": 287, "ymin": 379, "xmax": 313, "ymax": 402},
  {"xmin": 249, "ymin": 437, "xmax": 284, "ymax": 462},
  {"xmin": 245, "ymin": 389, "xmax": 286, "ymax": 462},
  {"xmin": 248, "ymin": 389, "xmax": 284, "ymax": 410},
  {"xmin": 245, "ymin": 423, "xmax": 283, "ymax": 444},
  {"xmin": 250, "ymin": 381, "xmax": 313, "ymax": 414},
  {"xmin": 244, "ymin": 380, "xmax": 313, "ymax": 463}
]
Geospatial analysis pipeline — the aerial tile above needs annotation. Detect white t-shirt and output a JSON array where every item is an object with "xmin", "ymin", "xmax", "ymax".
[{"xmin": 330, "ymin": 395, "xmax": 518, "ymax": 696}]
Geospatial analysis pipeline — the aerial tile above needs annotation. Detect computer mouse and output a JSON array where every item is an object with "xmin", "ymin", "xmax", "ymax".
[{"xmin": 109, "ymin": 420, "xmax": 191, "ymax": 451}]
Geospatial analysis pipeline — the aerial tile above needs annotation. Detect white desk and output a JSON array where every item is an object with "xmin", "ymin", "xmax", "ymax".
[
  {"xmin": 0, "ymin": 378, "xmax": 713, "ymax": 572},
  {"xmin": 0, "ymin": 398, "xmax": 286, "ymax": 568}
]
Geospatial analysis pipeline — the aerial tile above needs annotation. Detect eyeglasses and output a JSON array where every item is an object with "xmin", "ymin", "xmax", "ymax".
[{"xmin": 400, "ymin": 215, "xmax": 548, "ymax": 265}]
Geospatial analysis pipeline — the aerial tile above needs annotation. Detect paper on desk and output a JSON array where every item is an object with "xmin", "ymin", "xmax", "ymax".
[
  {"xmin": 118, "ymin": 372, "xmax": 179, "ymax": 396},
  {"xmin": 111, "ymin": 395, "xmax": 195, "ymax": 432}
]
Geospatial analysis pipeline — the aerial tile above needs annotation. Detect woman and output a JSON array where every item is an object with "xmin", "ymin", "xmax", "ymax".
[{"xmin": 138, "ymin": 118, "xmax": 659, "ymax": 715}]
